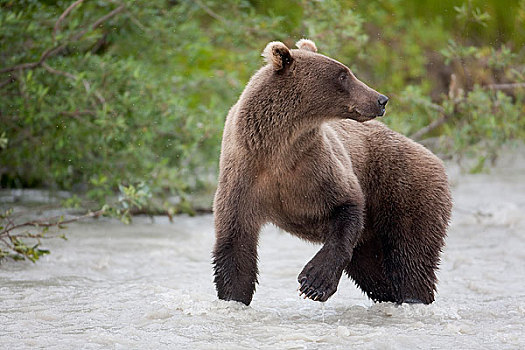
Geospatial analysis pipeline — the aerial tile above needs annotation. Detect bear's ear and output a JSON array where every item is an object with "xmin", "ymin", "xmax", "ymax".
[
  {"xmin": 296, "ymin": 39, "xmax": 317, "ymax": 53},
  {"xmin": 262, "ymin": 41, "xmax": 293, "ymax": 71}
]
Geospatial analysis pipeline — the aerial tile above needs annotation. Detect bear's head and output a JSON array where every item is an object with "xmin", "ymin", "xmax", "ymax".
[{"xmin": 260, "ymin": 39, "xmax": 388, "ymax": 123}]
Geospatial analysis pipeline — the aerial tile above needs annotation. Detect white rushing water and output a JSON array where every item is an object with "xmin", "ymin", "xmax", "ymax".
[{"xmin": 1, "ymin": 160, "xmax": 524, "ymax": 349}]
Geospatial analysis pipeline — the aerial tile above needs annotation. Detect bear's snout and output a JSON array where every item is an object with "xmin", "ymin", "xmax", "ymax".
[
  {"xmin": 378, "ymin": 94, "xmax": 389, "ymax": 107},
  {"xmin": 377, "ymin": 94, "xmax": 389, "ymax": 116}
]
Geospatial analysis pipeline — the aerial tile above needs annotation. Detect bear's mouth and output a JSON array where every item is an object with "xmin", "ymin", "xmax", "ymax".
[
  {"xmin": 348, "ymin": 107, "xmax": 384, "ymax": 122},
  {"xmin": 358, "ymin": 107, "xmax": 386, "ymax": 118}
]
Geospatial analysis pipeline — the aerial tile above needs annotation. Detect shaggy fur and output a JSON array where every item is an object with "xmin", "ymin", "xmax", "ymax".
[{"xmin": 212, "ymin": 40, "xmax": 452, "ymax": 306}]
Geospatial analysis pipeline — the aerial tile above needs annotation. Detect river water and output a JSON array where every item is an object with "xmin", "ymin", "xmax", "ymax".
[{"xmin": 1, "ymin": 159, "xmax": 524, "ymax": 349}]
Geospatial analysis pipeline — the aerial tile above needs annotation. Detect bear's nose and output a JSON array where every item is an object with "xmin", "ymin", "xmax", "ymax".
[{"xmin": 378, "ymin": 94, "xmax": 389, "ymax": 107}]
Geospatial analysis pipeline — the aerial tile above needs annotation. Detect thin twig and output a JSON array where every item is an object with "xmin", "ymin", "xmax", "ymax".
[
  {"xmin": 71, "ymin": 4, "xmax": 126, "ymax": 41},
  {"xmin": 410, "ymin": 114, "xmax": 451, "ymax": 141},
  {"xmin": 409, "ymin": 74, "xmax": 462, "ymax": 141},
  {"xmin": 424, "ymin": 102, "xmax": 446, "ymax": 114},
  {"xmin": 53, "ymin": 0, "xmax": 85, "ymax": 40},
  {"xmin": 60, "ymin": 110, "xmax": 96, "ymax": 117},
  {"xmin": 82, "ymin": 79, "xmax": 91, "ymax": 92},
  {"xmin": 127, "ymin": 12, "xmax": 147, "ymax": 31},
  {"xmin": 0, "ymin": 237, "xmax": 11, "ymax": 247},
  {"xmin": 0, "ymin": 61, "xmax": 39, "ymax": 74},
  {"xmin": 41, "ymin": 62, "xmax": 105, "ymax": 105},
  {"xmin": 93, "ymin": 91, "xmax": 105, "ymax": 105},
  {"xmin": 59, "ymin": 110, "xmax": 97, "ymax": 124},
  {"xmin": 91, "ymin": 33, "xmax": 108, "ymax": 54},
  {"xmin": 17, "ymin": 68, "xmax": 29, "ymax": 100},
  {"xmin": 487, "ymin": 83, "xmax": 525, "ymax": 90},
  {"xmin": 411, "ymin": 78, "xmax": 524, "ymax": 141},
  {"xmin": 42, "ymin": 62, "xmax": 76, "ymax": 80},
  {"xmin": 0, "ymin": 4, "xmax": 125, "ymax": 75},
  {"xmin": 194, "ymin": 0, "xmax": 230, "ymax": 25},
  {"xmin": 0, "ymin": 44, "xmax": 67, "ymax": 74},
  {"xmin": 2, "ymin": 209, "xmax": 104, "ymax": 235},
  {"xmin": 91, "ymin": 4, "xmax": 125, "ymax": 30},
  {"xmin": 0, "ymin": 75, "xmax": 16, "ymax": 89}
]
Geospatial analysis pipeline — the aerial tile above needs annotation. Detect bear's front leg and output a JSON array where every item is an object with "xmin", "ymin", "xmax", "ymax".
[
  {"xmin": 298, "ymin": 203, "xmax": 364, "ymax": 302},
  {"xmin": 212, "ymin": 212, "xmax": 261, "ymax": 306}
]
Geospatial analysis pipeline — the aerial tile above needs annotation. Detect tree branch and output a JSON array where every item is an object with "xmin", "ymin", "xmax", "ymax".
[
  {"xmin": 0, "ymin": 75, "xmax": 16, "ymax": 89},
  {"xmin": 194, "ymin": 0, "xmax": 231, "ymax": 26},
  {"xmin": 41, "ymin": 62, "xmax": 106, "ymax": 105},
  {"xmin": 410, "ymin": 113, "xmax": 452, "ymax": 141},
  {"xmin": 42, "ymin": 62, "xmax": 76, "ymax": 80},
  {"xmin": 71, "ymin": 4, "xmax": 126, "ymax": 41},
  {"xmin": 2, "ymin": 209, "xmax": 104, "ymax": 235},
  {"xmin": 59, "ymin": 110, "xmax": 97, "ymax": 124},
  {"xmin": 487, "ymin": 83, "xmax": 525, "ymax": 90},
  {"xmin": 410, "ymin": 77, "xmax": 524, "ymax": 141},
  {"xmin": 0, "ymin": 4, "xmax": 125, "ymax": 76},
  {"xmin": 53, "ymin": 0, "xmax": 85, "ymax": 40},
  {"xmin": 60, "ymin": 110, "xmax": 96, "ymax": 117},
  {"xmin": 0, "ymin": 44, "xmax": 67, "ymax": 74}
]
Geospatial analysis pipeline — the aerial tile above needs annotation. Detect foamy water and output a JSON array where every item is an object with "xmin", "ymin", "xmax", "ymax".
[{"xmin": 1, "ymin": 161, "xmax": 524, "ymax": 349}]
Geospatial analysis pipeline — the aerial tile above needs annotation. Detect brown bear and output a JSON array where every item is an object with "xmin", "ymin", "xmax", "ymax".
[{"xmin": 212, "ymin": 39, "xmax": 452, "ymax": 306}]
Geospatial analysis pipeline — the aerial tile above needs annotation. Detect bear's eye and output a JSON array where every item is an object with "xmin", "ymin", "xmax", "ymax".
[{"xmin": 338, "ymin": 72, "xmax": 349, "ymax": 91}]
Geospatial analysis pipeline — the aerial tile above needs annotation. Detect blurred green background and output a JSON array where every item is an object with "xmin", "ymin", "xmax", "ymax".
[{"xmin": 1, "ymin": 0, "xmax": 524, "ymax": 214}]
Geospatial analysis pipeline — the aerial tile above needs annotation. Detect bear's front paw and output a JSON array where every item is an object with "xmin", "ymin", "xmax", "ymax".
[{"xmin": 297, "ymin": 252, "xmax": 345, "ymax": 302}]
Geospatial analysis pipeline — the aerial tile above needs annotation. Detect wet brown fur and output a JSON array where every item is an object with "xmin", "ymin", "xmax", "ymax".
[{"xmin": 212, "ymin": 40, "xmax": 452, "ymax": 306}]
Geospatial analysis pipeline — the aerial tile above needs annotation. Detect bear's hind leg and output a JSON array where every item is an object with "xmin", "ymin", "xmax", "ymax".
[
  {"xmin": 380, "ymin": 227, "xmax": 442, "ymax": 304},
  {"xmin": 347, "ymin": 225, "xmax": 443, "ymax": 305},
  {"xmin": 345, "ymin": 234, "xmax": 396, "ymax": 303}
]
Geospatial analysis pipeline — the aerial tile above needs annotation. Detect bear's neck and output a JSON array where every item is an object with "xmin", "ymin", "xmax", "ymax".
[{"xmin": 235, "ymin": 106, "xmax": 323, "ymax": 167}]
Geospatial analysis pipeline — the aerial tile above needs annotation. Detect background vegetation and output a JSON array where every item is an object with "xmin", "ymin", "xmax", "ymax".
[{"xmin": 1, "ymin": 0, "xmax": 524, "ymax": 260}]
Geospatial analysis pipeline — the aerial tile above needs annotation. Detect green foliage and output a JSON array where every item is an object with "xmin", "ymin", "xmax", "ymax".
[
  {"xmin": 0, "ymin": 182, "xmax": 153, "ymax": 262},
  {"xmin": 1, "ymin": 0, "xmax": 524, "ymax": 216},
  {"xmin": 0, "ymin": 132, "xmax": 8, "ymax": 150},
  {"xmin": 300, "ymin": 0, "xmax": 369, "ymax": 61},
  {"xmin": 102, "ymin": 182, "xmax": 152, "ymax": 224},
  {"xmin": 0, "ymin": 207, "xmax": 56, "ymax": 262}
]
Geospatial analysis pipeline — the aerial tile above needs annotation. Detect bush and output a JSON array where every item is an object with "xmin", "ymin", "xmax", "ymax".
[{"xmin": 1, "ymin": 0, "xmax": 524, "ymax": 214}]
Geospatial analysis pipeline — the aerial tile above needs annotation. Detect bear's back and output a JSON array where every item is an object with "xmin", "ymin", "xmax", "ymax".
[{"xmin": 327, "ymin": 119, "xmax": 450, "ymax": 216}]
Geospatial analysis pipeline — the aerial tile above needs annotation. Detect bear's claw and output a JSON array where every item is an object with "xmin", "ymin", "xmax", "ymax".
[
  {"xmin": 305, "ymin": 288, "xmax": 316, "ymax": 298},
  {"xmin": 298, "ymin": 273, "xmax": 336, "ymax": 302},
  {"xmin": 297, "ymin": 254, "xmax": 344, "ymax": 302}
]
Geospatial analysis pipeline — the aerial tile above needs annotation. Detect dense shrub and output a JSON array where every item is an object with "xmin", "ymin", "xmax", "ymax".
[{"xmin": 1, "ymin": 0, "xmax": 524, "ymax": 213}]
